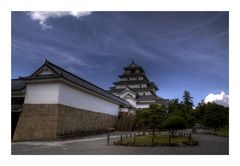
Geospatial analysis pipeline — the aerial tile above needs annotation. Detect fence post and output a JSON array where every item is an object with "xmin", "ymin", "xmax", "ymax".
[
  {"xmin": 152, "ymin": 136, "xmax": 154, "ymax": 145},
  {"xmin": 120, "ymin": 134, "xmax": 122, "ymax": 143},
  {"xmin": 188, "ymin": 134, "xmax": 191, "ymax": 142},
  {"xmin": 107, "ymin": 130, "xmax": 110, "ymax": 145},
  {"xmin": 134, "ymin": 133, "xmax": 136, "ymax": 144}
]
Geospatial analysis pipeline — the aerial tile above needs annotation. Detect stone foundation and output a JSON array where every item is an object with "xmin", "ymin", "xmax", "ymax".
[{"xmin": 13, "ymin": 104, "xmax": 117, "ymax": 141}]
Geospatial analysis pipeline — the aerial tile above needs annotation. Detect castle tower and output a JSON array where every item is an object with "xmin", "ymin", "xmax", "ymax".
[{"xmin": 109, "ymin": 61, "xmax": 160, "ymax": 109}]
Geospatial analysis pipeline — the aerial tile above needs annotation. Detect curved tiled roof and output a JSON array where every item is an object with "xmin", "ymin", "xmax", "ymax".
[
  {"xmin": 113, "ymin": 80, "xmax": 148, "ymax": 85},
  {"xmin": 123, "ymin": 61, "xmax": 145, "ymax": 72},
  {"xmin": 137, "ymin": 95, "xmax": 159, "ymax": 101},
  {"xmin": 118, "ymin": 73, "xmax": 148, "ymax": 79},
  {"xmin": 109, "ymin": 87, "xmax": 156, "ymax": 93},
  {"xmin": 12, "ymin": 79, "xmax": 26, "ymax": 91}
]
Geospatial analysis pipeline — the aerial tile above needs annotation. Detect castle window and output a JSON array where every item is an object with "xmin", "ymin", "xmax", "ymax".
[{"xmin": 130, "ymin": 70, "xmax": 135, "ymax": 73}]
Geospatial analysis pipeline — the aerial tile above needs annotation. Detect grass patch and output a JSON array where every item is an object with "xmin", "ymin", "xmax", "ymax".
[
  {"xmin": 209, "ymin": 128, "xmax": 229, "ymax": 137},
  {"xmin": 114, "ymin": 135, "xmax": 198, "ymax": 147}
]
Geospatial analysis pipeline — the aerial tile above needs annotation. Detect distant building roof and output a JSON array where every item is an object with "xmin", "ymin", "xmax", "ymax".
[{"xmin": 20, "ymin": 60, "xmax": 131, "ymax": 107}]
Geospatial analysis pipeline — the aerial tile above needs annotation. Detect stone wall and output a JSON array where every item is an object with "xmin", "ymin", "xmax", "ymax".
[
  {"xmin": 57, "ymin": 104, "xmax": 117, "ymax": 138},
  {"xmin": 13, "ymin": 104, "xmax": 59, "ymax": 141},
  {"xmin": 13, "ymin": 104, "xmax": 117, "ymax": 141}
]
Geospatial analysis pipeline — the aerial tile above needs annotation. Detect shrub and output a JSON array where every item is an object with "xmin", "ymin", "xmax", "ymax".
[{"xmin": 163, "ymin": 115, "xmax": 187, "ymax": 135}]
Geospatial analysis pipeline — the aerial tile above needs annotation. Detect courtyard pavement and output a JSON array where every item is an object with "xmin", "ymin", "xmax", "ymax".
[{"xmin": 11, "ymin": 131, "xmax": 229, "ymax": 155}]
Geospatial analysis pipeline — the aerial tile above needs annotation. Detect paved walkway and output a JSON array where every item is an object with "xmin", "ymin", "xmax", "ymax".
[{"xmin": 12, "ymin": 132, "xmax": 228, "ymax": 155}]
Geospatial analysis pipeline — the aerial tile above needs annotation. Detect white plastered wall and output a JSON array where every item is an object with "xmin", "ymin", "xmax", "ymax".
[
  {"xmin": 125, "ymin": 98, "xmax": 136, "ymax": 107},
  {"xmin": 24, "ymin": 82, "xmax": 120, "ymax": 116},
  {"xmin": 58, "ymin": 83, "xmax": 120, "ymax": 115},
  {"xmin": 136, "ymin": 104, "xmax": 149, "ymax": 109},
  {"xmin": 24, "ymin": 83, "xmax": 60, "ymax": 104}
]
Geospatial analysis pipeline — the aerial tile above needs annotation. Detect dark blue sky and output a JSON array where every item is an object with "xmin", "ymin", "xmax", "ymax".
[{"xmin": 12, "ymin": 11, "xmax": 229, "ymax": 106}]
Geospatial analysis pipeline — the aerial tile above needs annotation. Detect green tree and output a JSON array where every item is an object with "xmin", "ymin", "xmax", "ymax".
[
  {"xmin": 168, "ymin": 98, "xmax": 184, "ymax": 114},
  {"xmin": 163, "ymin": 115, "xmax": 187, "ymax": 135},
  {"xmin": 203, "ymin": 102, "xmax": 229, "ymax": 130},
  {"xmin": 135, "ymin": 104, "xmax": 168, "ymax": 136},
  {"xmin": 183, "ymin": 90, "xmax": 194, "ymax": 113},
  {"xmin": 193, "ymin": 100, "xmax": 206, "ymax": 124},
  {"xmin": 167, "ymin": 98, "xmax": 194, "ymax": 128},
  {"xmin": 149, "ymin": 104, "xmax": 168, "ymax": 136},
  {"xmin": 135, "ymin": 108, "xmax": 150, "ymax": 130}
]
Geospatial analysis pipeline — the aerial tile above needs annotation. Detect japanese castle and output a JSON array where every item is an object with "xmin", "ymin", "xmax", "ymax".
[{"xmin": 109, "ymin": 61, "xmax": 166, "ymax": 109}]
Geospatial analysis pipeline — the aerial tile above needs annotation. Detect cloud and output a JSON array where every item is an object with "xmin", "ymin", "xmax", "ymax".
[
  {"xmin": 28, "ymin": 11, "xmax": 92, "ymax": 29},
  {"xmin": 204, "ymin": 91, "xmax": 229, "ymax": 107}
]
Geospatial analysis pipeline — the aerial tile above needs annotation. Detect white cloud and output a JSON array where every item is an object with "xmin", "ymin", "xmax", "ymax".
[
  {"xmin": 28, "ymin": 11, "xmax": 92, "ymax": 29},
  {"xmin": 204, "ymin": 91, "xmax": 229, "ymax": 107}
]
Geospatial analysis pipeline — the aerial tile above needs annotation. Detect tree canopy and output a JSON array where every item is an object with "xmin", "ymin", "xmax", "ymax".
[
  {"xmin": 135, "ymin": 104, "xmax": 168, "ymax": 136},
  {"xmin": 183, "ymin": 90, "xmax": 194, "ymax": 112},
  {"xmin": 163, "ymin": 115, "xmax": 187, "ymax": 135}
]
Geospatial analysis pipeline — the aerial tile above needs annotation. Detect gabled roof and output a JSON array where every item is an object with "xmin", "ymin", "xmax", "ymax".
[
  {"xmin": 118, "ymin": 86, "xmax": 136, "ymax": 95},
  {"xmin": 123, "ymin": 93, "xmax": 137, "ymax": 101},
  {"xmin": 20, "ymin": 60, "xmax": 130, "ymax": 107}
]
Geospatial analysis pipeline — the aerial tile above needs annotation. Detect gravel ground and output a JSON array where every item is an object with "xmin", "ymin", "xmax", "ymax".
[{"xmin": 11, "ymin": 131, "xmax": 228, "ymax": 155}]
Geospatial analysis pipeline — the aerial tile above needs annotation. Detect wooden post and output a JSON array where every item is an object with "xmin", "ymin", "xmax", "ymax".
[
  {"xmin": 120, "ymin": 134, "xmax": 122, "ymax": 143},
  {"xmin": 188, "ymin": 134, "xmax": 191, "ymax": 142},
  {"xmin": 107, "ymin": 130, "xmax": 110, "ymax": 145},
  {"xmin": 134, "ymin": 133, "xmax": 136, "ymax": 144},
  {"xmin": 152, "ymin": 136, "xmax": 154, "ymax": 145},
  {"xmin": 126, "ymin": 134, "xmax": 128, "ymax": 140}
]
